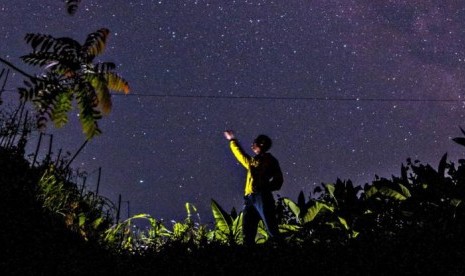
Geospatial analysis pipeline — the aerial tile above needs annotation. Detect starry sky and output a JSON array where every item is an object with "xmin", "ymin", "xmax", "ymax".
[{"xmin": 2, "ymin": 0, "xmax": 465, "ymax": 222}]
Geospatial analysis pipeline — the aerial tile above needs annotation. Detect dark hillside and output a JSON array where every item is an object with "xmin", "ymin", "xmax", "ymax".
[{"xmin": 0, "ymin": 147, "xmax": 116, "ymax": 274}]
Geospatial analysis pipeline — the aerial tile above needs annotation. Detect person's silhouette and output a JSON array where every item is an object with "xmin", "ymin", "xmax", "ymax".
[{"xmin": 224, "ymin": 130, "xmax": 283, "ymax": 245}]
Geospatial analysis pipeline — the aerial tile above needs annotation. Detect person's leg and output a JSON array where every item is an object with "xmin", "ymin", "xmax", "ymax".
[
  {"xmin": 254, "ymin": 192, "xmax": 280, "ymax": 238},
  {"xmin": 242, "ymin": 195, "xmax": 260, "ymax": 245}
]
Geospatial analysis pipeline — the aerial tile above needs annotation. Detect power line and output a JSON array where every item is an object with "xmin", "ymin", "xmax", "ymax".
[
  {"xmin": 111, "ymin": 92, "xmax": 465, "ymax": 103},
  {"xmin": 3, "ymin": 87, "xmax": 464, "ymax": 103}
]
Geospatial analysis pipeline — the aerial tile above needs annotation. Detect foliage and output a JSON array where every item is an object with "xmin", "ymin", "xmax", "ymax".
[
  {"xmin": 0, "ymin": 113, "xmax": 116, "ymax": 274},
  {"xmin": 103, "ymin": 213, "xmax": 171, "ymax": 253},
  {"xmin": 168, "ymin": 202, "xmax": 210, "ymax": 246},
  {"xmin": 210, "ymin": 199, "xmax": 243, "ymax": 244},
  {"xmin": 16, "ymin": 28, "xmax": 129, "ymax": 139},
  {"xmin": 103, "ymin": 203, "xmax": 211, "ymax": 253},
  {"xmin": 65, "ymin": 0, "xmax": 81, "ymax": 15},
  {"xmin": 38, "ymin": 167, "xmax": 114, "ymax": 241},
  {"xmin": 280, "ymin": 183, "xmax": 360, "ymax": 243}
]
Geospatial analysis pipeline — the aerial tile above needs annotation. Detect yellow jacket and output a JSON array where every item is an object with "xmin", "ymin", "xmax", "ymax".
[{"xmin": 229, "ymin": 139, "xmax": 282, "ymax": 195}]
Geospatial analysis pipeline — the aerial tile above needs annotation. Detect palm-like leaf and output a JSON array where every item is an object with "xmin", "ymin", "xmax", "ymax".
[
  {"xmin": 452, "ymin": 127, "xmax": 465, "ymax": 147},
  {"xmin": 255, "ymin": 220, "xmax": 268, "ymax": 244},
  {"xmin": 211, "ymin": 199, "xmax": 232, "ymax": 230},
  {"xmin": 87, "ymin": 74, "xmax": 112, "ymax": 114},
  {"xmin": 283, "ymin": 197, "xmax": 334, "ymax": 224},
  {"xmin": 211, "ymin": 199, "xmax": 232, "ymax": 240},
  {"xmin": 106, "ymin": 72, "xmax": 130, "ymax": 94},
  {"xmin": 325, "ymin": 183, "xmax": 338, "ymax": 205},
  {"xmin": 82, "ymin": 28, "xmax": 109, "ymax": 61},
  {"xmin": 22, "ymin": 52, "xmax": 62, "ymax": 67},
  {"xmin": 18, "ymin": 28, "xmax": 129, "ymax": 138},
  {"xmin": 95, "ymin": 62, "xmax": 116, "ymax": 73},
  {"xmin": 24, "ymin": 34, "xmax": 81, "ymax": 56},
  {"xmin": 283, "ymin": 198, "xmax": 300, "ymax": 219},
  {"xmin": 438, "ymin": 153, "xmax": 448, "ymax": 177},
  {"xmin": 453, "ymin": 137, "xmax": 465, "ymax": 147},
  {"xmin": 51, "ymin": 90, "xmax": 73, "ymax": 127},
  {"xmin": 211, "ymin": 199, "xmax": 242, "ymax": 244},
  {"xmin": 378, "ymin": 186, "xmax": 409, "ymax": 200},
  {"xmin": 231, "ymin": 213, "xmax": 243, "ymax": 243},
  {"xmin": 77, "ymin": 86, "xmax": 102, "ymax": 139}
]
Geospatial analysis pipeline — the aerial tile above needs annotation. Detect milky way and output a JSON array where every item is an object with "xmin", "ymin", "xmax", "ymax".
[{"xmin": 2, "ymin": 1, "xmax": 465, "ymax": 222}]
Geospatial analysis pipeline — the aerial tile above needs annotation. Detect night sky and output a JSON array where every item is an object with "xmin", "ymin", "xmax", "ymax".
[{"xmin": 2, "ymin": 1, "xmax": 465, "ymax": 222}]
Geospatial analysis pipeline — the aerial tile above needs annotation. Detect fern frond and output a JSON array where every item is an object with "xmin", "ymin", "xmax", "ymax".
[
  {"xmin": 53, "ymin": 37, "xmax": 81, "ymax": 57},
  {"xmin": 98, "ymin": 88, "xmax": 112, "ymax": 115},
  {"xmin": 95, "ymin": 62, "xmax": 116, "ymax": 74},
  {"xmin": 105, "ymin": 72, "xmax": 130, "ymax": 94},
  {"xmin": 25, "ymin": 33, "xmax": 55, "ymax": 52},
  {"xmin": 22, "ymin": 35, "xmax": 81, "ymax": 72},
  {"xmin": 27, "ymin": 77, "xmax": 67, "ymax": 131},
  {"xmin": 83, "ymin": 28, "xmax": 110, "ymax": 60},
  {"xmin": 19, "ymin": 79, "xmax": 41, "ymax": 101},
  {"xmin": 80, "ymin": 114, "xmax": 101, "ymax": 139},
  {"xmin": 87, "ymin": 74, "xmax": 112, "ymax": 114},
  {"xmin": 51, "ymin": 90, "xmax": 73, "ymax": 128},
  {"xmin": 77, "ymin": 88, "xmax": 102, "ymax": 139},
  {"xmin": 21, "ymin": 52, "xmax": 61, "ymax": 67},
  {"xmin": 25, "ymin": 33, "xmax": 80, "ymax": 54}
]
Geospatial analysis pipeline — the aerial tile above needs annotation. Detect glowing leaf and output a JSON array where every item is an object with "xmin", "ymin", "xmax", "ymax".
[
  {"xmin": 451, "ymin": 198, "xmax": 462, "ymax": 208},
  {"xmin": 231, "ymin": 213, "xmax": 243, "ymax": 243},
  {"xmin": 211, "ymin": 199, "xmax": 232, "ymax": 240},
  {"xmin": 78, "ymin": 213, "xmax": 86, "ymax": 227},
  {"xmin": 338, "ymin": 216, "xmax": 349, "ymax": 230},
  {"xmin": 282, "ymin": 198, "xmax": 301, "ymax": 220},
  {"xmin": 302, "ymin": 201, "xmax": 334, "ymax": 224},
  {"xmin": 106, "ymin": 72, "xmax": 130, "ymax": 94},
  {"xmin": 398, "ymin": 183, "xmax": 411, "ymax": 198},
  {"xmin": 378, "ymin": 187, "xmax": 407, "ymax": 201},
  {"xmin": 51, "ymin": 90, "xmax": 73, "ymax": 128},
  {"xmin": 83, "ymin": 28, "xmax": 109, "ymax": 59}
]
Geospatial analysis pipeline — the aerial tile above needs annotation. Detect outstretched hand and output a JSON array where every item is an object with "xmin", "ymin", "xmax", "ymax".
[{"xmin": 224, "ymin": 130, "xmax": 235, "ymax": 140}]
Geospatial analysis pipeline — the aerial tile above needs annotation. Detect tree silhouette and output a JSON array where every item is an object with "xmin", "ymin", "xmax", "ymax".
[{"xmin": 16, "ymin": 28, "xmax": 129, "ymax": 138}]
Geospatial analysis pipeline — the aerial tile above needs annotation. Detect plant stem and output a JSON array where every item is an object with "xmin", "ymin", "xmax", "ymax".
[{"xmin": 65, "ymin": 139, "xmax": 89, "ymax": 170}]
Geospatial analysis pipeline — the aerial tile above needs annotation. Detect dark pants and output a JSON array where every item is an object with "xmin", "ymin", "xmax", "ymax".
[{"xmin": 243, "ymin": 192, "xmax": 279, "ymax": 245}]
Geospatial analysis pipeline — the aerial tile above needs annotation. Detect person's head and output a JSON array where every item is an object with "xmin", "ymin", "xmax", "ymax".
[{"xmin": 251, "ymin": 134, "xmax": 272, "ymax": 154}]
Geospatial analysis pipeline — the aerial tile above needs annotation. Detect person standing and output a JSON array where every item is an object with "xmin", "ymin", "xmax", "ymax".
[{"xmin": 223, "ymin": 130, "xmax": 283, "ymax": 245}]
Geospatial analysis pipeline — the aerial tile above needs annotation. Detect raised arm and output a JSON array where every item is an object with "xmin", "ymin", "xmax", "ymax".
[{"xmin": 224, "ymin": 130, "xmax": 256, "ymax": 169}]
